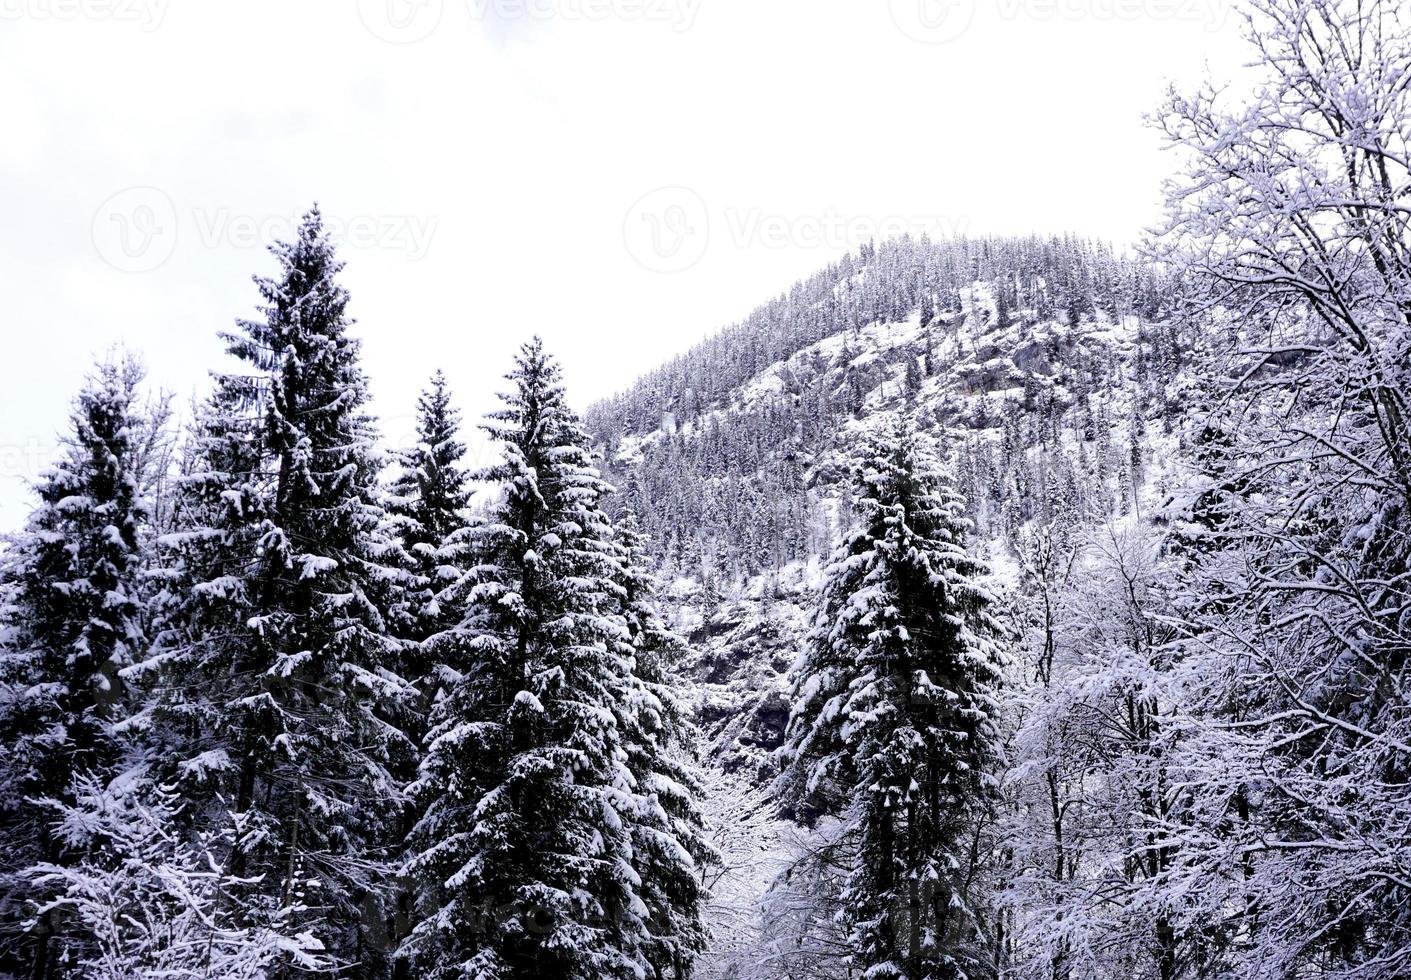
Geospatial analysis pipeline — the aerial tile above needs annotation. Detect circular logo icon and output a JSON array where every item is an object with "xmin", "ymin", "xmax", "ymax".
[
  {"xmin": 92, "ymin": 187, "xmax": 179, "ymax": 273},
  {"xmin": 889, "ymin": 0, "xmax": 976, "ymax": 44},
  {"xmin": 357, "ymin": 0, "xmax": 445, "ymax": 43},
  {"xmin": 623, "ymin": 186, "xmax": 710, "ymax": 274}
]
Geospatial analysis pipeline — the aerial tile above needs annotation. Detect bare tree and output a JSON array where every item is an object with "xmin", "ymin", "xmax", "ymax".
[{"xmin": 1149, "ymin": 2, "xmax": 1411, "ymax": 976}]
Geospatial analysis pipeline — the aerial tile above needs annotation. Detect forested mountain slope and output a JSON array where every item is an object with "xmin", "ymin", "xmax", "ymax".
[
  {"xmin": 588, "ymin": 236, "xmax": 1183, "ymax": 582},
  {"xmin": 583, "ymin": 237, "xmax": 1220, "ymax": 979},
  {"xmin": 3, "ymin": 3, "xmax": 1408, "ymax": 978},
  {"xmin": 587, "ymin": 235, "xmax": 1189, "ymax": 779},
  {"xmin": 588, "ymin": 120, "xmax": 1411, "ymax": 972}
]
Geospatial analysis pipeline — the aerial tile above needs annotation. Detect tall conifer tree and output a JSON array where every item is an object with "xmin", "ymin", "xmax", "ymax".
[
  {"xmin": 150, "ymin": 207, "xmax": 412, "ymax": 973},
  {"xmin": 777, "ymin": 414, "xmax": 1006, "ymax": 980},
  {"xmin": 0, "ymin": 358, "xmax": 151, "ymax": 979},
  {"xmin": 381, "ymin": 371, "xmax": 472, "ymax": 978},
  {"xmin": 385, "ymin": 370, "xmax": 471, "ymax": 650},
  {"xmin": 404, "ymin": 339, "xmax": 711, "ymax": 979},
  {"xmin": 611, "ymin": 515, "xmax": 713, "ymax": 978}
]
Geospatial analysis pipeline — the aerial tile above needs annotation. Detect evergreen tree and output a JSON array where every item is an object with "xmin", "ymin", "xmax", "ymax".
[
  {"xmin": 611, "ymin": 515, "xmax": 714, "ymax": 978},
  {"xmin": 904, "ymin": 352, "xmax": 923, "ymax": 403},
  {"xmin": 403, "ymin": 339, "xmax": 646, "ymax": 980},
  {"xmin": 385, "ymin": 370, "xmax": 472, "ymax": 651},
  {"xmin": 382, "ymin": 371, "xmax": 472, "ymax": 978},
  {"xmin": 777, "ymin": 414, "xmax": 1006, "ymax": 979},
  {"xmin": 0, "ymin": 357, "xmax": 151, "ymax": 979},
  {"xmin": 149, "ymin": 207, "xmax": 412, "ymax": 974}
]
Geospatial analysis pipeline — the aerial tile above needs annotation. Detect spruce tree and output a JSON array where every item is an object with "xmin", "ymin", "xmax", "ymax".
[
  {"xmin": 776, "ymin": 414, "xmax": 1006, "ymax": 980},
  {"xmin": 611, "ymin": 515, "xmax": 713, "ymax": 978},
  {"xmin": 995, "ymin": 282, "xmax": 1012, "ymax": 329},
  {"xmin": 384, "ymin": 370, "xmax": 472, "ymax": 651},
  {"xmin": 381, "ymin": 371, "xmax": 472, "ymax": 977},
  {"xmin": 0, "ymin": 357, "xmax": 151, "ymax": 979},
  {"xmin": 904, "ymin": 353, "xmax": 923, "ymax": 403},
  {"xmin": 403, "ymin": 338, "xmax": 647, "ymax": 979},
  {"xmin": 150, "ymin": 207, "xmax": 412, "ymax": 974}
]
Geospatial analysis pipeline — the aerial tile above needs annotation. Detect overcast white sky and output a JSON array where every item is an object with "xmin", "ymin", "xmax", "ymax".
[{"xmin": 0, "ymin": 0, "xmax": 1250, "ymax": 530}]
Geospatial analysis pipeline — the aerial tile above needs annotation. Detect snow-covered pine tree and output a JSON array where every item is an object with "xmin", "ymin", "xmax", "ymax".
[
  {"xmin": 146, "ymin": 207, "xmax": 412, "ymax": 975},
  {"xmin": 0, "ymin": 356, "xmax": 151, "ymax": 978},
  {"xmin": 776, "ymin": 413, "xmax": 1006, "ymax": 980},
  {"xmin": 380, "ymin": 371, "xmax": 472, "ymax": 978},
  {"xmin": 402, "ymin": 338, "xmax": 646, "ymax": 980},
  {"xmin": 384, "ymin": 369, "xmax": 472, "ymax": 652},
  {"xmin": 611, "ymin": 514, "xmax": 713, "ymax": 978}
]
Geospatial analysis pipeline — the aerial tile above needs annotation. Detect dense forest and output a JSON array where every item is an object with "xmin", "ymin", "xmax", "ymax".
[
  {"xmin": 585, "ymin": 233, "xmax": 1179, "ymax": 582},
  {"xmin": 3, "ymin": 1, "xmax": 1411, "ymax": 978}
]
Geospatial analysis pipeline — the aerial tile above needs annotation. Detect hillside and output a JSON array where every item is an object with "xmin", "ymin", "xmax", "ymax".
[
  {"xmin": 6, "ymin": 2, "xmax": 1410, "ymax": 978},
  {"xmin": 584, "ymin": 238, "xmax": 1212, "ymax": 977},
  {"xmin": 587, "ymin": 235, "xmax": 1191, "ymax": 776},
  {"xmin": 589, "ymin": 235, "xmax": 1181, "ymax": 582}
]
